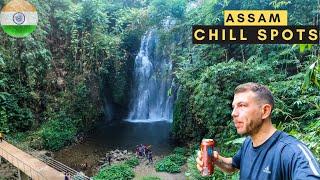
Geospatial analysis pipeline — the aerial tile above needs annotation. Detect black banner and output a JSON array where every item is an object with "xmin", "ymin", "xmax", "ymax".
[{"xmin": 192, "ymin": 26, "xmax": 320, "ymax": 44}]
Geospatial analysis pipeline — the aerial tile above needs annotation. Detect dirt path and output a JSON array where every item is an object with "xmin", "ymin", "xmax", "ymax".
[{"xmin": 133, "ymin": 157, "xmax": 187, "ymax": 180}]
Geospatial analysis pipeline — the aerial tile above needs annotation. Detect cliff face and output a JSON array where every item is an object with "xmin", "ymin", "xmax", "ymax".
[{"xmin": 0, "ymin": 0, "xmax": 149, "ymax": 132}]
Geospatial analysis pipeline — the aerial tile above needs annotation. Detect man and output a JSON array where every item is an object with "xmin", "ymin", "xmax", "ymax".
[
  {"xmin": 107, "ymin": 153, "xmax": 112, "ymax": 165},
  {"xmin": 147, "ymin": 150, "xmax": 153, "ymax": 164},
  {"xmin": 197, "ymin": 82, "xmax": 320, "ymax": 179},
  {"xmin": 0, "ymin": 132, "xmax": 3, "ymax": 142}
]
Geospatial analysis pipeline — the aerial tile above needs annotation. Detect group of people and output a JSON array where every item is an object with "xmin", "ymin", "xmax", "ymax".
[
  {"xmin": 64, "ymin": 171, "xmax": 86, "ymax": 180},
  {"xmin": 135, "ymin": 144, "xmax": 153, "ymax": 164},
  {"xmin": 64, "ymin": 172, "xmax": 71, "ymax": 180}
]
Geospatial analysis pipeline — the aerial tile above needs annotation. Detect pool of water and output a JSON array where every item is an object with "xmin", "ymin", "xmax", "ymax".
[{"xmin": 54, "ymin": 120, "xmax": 175, "ymax": 176}]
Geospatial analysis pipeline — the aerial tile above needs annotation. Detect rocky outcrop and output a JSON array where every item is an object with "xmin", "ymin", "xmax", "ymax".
[{"xmin": 98, "ymin": 149, "xmax": 133, "ymax": 165}]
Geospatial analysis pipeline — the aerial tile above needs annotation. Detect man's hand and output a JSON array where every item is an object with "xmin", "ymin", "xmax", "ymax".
[{"xmin": 196, "ymin": 150, "xmax": 219, "ymax": 171}]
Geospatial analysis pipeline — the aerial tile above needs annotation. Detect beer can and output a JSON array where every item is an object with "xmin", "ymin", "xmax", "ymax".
[{"xmin": 201, "ymin": 139, "xmax": 215, "ymax": 176}]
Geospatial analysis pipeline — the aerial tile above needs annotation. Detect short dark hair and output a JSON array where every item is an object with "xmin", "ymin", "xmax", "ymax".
[{"xmin": 234, "ymin": 82, "xmax": 274, "ymax": 110}]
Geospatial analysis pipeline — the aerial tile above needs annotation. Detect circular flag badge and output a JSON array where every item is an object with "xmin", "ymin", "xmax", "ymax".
[{"xmin": 0, "ymin": 0, "xmax": 38, "ymax": 38}]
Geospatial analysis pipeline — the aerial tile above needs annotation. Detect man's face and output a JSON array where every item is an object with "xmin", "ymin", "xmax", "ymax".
[{"xmin": 231, "ymin": 91, "xmax": 263, "ymax": 135}]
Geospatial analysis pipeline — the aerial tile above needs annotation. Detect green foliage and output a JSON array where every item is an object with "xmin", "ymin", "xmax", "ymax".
[
  {"xmin": 165, "ymin": 154, "xmax": 187, "ymax": 166},
  {"xmin": 185, "ymin": 153, "xmax": 207, "ymax": 180},
  {"xmin": 155, "ymin": 153, "xmax": 187, "ymax": 173},
  {"xmin": 300, "ymin": 119, "xmax": 320, "ymax": 160},
  {"xmin": 1, "ymin": 94, "xmax": 34, "ymax": 132},
  {"xmin": 0, "ymin": 0, "xmax": 151, "ymax": 146},
  {"xmin": 174, "ymin": 60, "xmax": 276, "ymax": 140},
  {"xmin": 155, "ymin": 157, "xmax": 181, "ymax": 173},
  {"xmin": 39, "ymin": 114, "xmax": 76, "ymax": 151},
  {"xmin": 270, "ymin": 0, "xmax": 291, "ymax": 9},
  {"xmin": 173, "ymin": 147, "xmax": 188, "ymax": 156},
  {"xmin": 277, "ymin": 118, "xmax": 320, "ymax": 160},
  {"xmin": 148, "ymin": 0, "xmax": 186, "ymax": 24},
  {"xmin": 296, "ymin": 43, "xmax": 320, "ymax": 90},
  {"xmin": 93, "ymin": 163, "xmax": 134, "ymax": 180},
  {"xmin": 68, "ymin": 83, "xmax": 100, "ymax": 129},
  {"xmin": 169, "ymin": 0, "xmax": 187, "ymax": 18},
  {"xmin": 173, "ymin": 88, "xmax": 206, "ymax": 141},
  {"xmin": 270, "ymin": 74, "xmax": 320, "ymax": 125},
  {"xmin": 303, "ymin": 60, "xmax": 319, "ymax": 90},
  {"xmin": 286, "ymin": 0, "xmax": 318, "ymax": 25},
  {"xmin": 186, "ymin": 0, "xmax": 224, "ymax": 25},
  {"xmin": 124, "ymin": 157, "xmax": 140, "ymax": 168},
  {"xmin": 140, "ymin": 176, "xmax": 161, "ymax": 180}
]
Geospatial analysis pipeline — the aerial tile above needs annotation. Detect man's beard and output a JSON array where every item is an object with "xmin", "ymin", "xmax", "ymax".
[{"xmin": 243, "ymin": 118, "xmax": 263, "ymax": 136}]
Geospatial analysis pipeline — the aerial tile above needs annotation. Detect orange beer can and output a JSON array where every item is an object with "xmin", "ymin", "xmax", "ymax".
[{"xmin": 201, "ymin": 139, "xmax": 215, "ymax": 176}]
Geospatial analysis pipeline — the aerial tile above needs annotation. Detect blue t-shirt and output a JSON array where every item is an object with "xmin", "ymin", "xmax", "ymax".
[{"xmin": 232, "ymin": 130, "xmax": 320, "ymax": 180}]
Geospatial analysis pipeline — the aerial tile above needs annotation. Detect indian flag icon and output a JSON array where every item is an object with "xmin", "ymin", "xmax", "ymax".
[{"xmin": 0, "ymin": 0, "xmax": 38, "ymax": 38}]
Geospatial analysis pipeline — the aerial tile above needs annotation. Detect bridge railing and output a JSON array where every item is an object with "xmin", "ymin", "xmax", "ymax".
[
  {"xmin": 3, "ymin": 135, "xmax": 92, "ymax": 180},
  {"xmin": 0, "ymin": 146, "xmax": 48, "ymax": 180}
]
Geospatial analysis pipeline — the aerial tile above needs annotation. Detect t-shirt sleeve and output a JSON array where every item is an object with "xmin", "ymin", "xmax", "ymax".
[
  {"xmin": 232, "ymin": 148, "xmax": 241, "ymax": 169},
  {"xmin": 232, "ymin": 137, "xmax": 250, "ymax": 169},
  {"xmin": 232, "ymin": 138, "xmax": 248, "ymax": 169},
  {"xmin": 282, "ymin": 143, "xmax": 320, "ymax": 180}
]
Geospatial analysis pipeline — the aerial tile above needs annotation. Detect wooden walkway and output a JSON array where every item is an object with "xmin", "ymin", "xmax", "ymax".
[{"xmin": 0, "ymin": 140, "xmax": 65, "ymax": 180}]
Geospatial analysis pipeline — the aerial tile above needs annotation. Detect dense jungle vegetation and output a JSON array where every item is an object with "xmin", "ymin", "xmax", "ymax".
[{"xmin": 0, "ymin": 0, "xmax": 319, "ymax": 179}]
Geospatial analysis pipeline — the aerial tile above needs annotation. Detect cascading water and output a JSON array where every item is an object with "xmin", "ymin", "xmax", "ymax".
[{"xmin": 126, "ymin": 29, "xmax": 174, "ymax": 123}]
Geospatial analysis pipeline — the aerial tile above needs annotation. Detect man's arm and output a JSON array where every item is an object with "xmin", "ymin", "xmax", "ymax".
[
  {"xmin": 214, "ymin": 152, "xmax": 239, "ymax": 173},
  {"xmin": 196, "ymin": 151, "xmax": 238, "ymax": 173}
]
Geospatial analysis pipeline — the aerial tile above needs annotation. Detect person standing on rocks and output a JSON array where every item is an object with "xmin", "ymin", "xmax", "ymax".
[
  {"xmin": 138, "ymin": 144, "xmax": 143, "ymax": 156},
  {"xmin": 0, "ymin": 132, "xmax": 3, "ymax": 142},
  {"xmin": 147, "ymin": 151, "xmax": 153, "ymax": 164},
  {"xmin": 142, "ymin": 144, "xmax": 147, "ymax": 157},
  {"xmin": 107, "ymin": 153, "xmax": 112, "ymax": 165},
  {"xmin": 135, "ymin": 145, "xmax": 139, "ymax": 157}
]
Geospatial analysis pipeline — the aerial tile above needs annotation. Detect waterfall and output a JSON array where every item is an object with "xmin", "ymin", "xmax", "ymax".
[{"xmin": 126, "ymin": 29, "xmax": 174, "ymax": 123}]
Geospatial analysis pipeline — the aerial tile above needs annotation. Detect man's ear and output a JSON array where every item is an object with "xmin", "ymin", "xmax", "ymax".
[{"xmin": 261, "ymin": 104, "xmax": 272, "ymax": 120}]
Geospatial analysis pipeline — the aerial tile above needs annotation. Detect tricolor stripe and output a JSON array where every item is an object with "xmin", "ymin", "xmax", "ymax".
[
  {"xmin": 0, "ymin": 12, "xmax": 38, "ymax": 25},
  {"xmin": 1, "ymin": 0, "xmax": 36, "ymax": 12}
]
